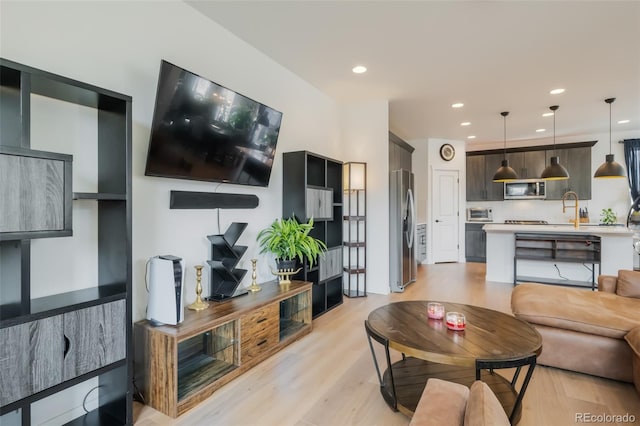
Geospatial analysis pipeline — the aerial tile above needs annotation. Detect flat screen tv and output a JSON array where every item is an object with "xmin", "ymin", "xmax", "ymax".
[{"xmin": 144, "ymin": 60, "xmax": 283, "ymax": 187}]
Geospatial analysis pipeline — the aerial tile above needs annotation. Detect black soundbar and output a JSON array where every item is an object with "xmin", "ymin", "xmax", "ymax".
[{"xmin": 169, "ymin": 191, "xmax": 259, "ymax": 209}]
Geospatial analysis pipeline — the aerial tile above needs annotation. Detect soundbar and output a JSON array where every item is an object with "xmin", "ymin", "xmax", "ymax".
[{"xmin": 169, "ymin": 191, "xmax": 259, "ymax": 209}]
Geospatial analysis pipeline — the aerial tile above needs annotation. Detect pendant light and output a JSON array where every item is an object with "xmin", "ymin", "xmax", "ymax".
[
  {"xmin": 541, "ymin": 105, "xmax": 570, "ymax": 180},
  {"xmin": 594, "ymin": 98, "xmax": 626, "ymax": 178},
  {"xmin": 492, "ymin": 111, "xmax": 518, "ymax": 182}
]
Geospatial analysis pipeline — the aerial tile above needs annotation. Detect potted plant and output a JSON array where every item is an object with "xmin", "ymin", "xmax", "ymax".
[
  {"xmin": 600, "ymin": 208, "xmax": 617, "ymax": 225},
  {"xmin": 256, "ymin": 217, "xmax": 327, "ymax": 271}
]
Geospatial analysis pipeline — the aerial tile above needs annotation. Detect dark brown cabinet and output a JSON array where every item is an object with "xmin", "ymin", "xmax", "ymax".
[
  {"xmin": 465, "ymin": 223, "xmax": 486, "ymax": 263},
  {"xmin": 506, "ymin": 150, "xmax": 546, "ymax": 179},
  {"xmin": 544, "ymin": 147, "xmax": 592, "ymax": 200},
  {"xmin": 467, "ymin": 142, "xmax": 595, "ymax": 202},
  {"xmin": 466, "ymin": 154, "xmax": 504, "ymax": 201},
  {"xmin": 0, "ymin": 58, "xmax": 132, "ymax": 425}
]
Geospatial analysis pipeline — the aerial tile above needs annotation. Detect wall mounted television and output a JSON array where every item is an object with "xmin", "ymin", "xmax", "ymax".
[{"xmin": 144, "ymin": 60, "xmax": 283, "ymax": 187}]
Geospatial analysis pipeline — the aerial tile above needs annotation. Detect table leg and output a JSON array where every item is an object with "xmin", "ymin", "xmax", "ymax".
[{"xmin": 364, "ymin": 320, "xmax": 398, "ymax": 411}]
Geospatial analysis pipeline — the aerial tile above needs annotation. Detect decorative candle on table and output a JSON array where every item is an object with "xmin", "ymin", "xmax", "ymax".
[
  {"xmin": 446, "ymin": 312, "xmax": 466, "ymax": 331},
  {"xmin": 247, "ymin": 258, "xmax": 262, "ymax": 292},
  {"xmin": 427, "ymin": 302, "xmax": 444, "ymax": 319}
]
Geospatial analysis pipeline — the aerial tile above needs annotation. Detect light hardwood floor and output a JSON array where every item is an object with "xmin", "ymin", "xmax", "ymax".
[{"xmin": 134, "ymin": 263, "xmax": 640, "ymax": 425}]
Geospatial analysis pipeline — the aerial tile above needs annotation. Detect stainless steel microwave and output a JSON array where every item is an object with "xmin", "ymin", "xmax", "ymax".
[
  {"xmin": 504, "ymin": 179, "xmax": 546, "ymax": 200},
  {"xmin": 467, "ymin": 207, "xmax": 493, "ymax": 222}
]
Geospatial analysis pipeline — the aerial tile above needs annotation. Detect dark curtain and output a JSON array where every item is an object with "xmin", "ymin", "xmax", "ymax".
[{"xmin": 624, "ymin": 138, "xmax": 640, "ymax": 210}]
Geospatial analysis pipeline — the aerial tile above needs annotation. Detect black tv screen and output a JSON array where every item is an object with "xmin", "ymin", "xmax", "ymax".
[{"xmin": 144, "ymin": 60, "xmax": 283, "ymax": 187}]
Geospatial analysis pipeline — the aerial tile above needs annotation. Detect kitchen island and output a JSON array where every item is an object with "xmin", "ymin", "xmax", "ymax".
[{"xmin": 484, "ymin": 224, "xmax": 634, "ymax": 285}]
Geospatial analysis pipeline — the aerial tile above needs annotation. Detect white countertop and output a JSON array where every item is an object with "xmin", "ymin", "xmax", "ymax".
[{"xmin": 483, "ymin": 223, "xmax": 634, "ymax": 235}]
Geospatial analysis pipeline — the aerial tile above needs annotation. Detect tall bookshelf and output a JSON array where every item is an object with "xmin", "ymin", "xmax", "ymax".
[
  {"xmin": 0, "ymin": 58, "xmax": 132, "ymax": 425},
  {"xmin": 282, "ymin": 151, "xmax": 343, "ymax": 318}
]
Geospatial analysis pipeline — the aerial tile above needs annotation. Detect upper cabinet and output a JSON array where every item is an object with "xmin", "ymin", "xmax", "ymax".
[
  {"xmin": 466, "ymin": 142, "xmax": 595, "ymax": 201},
  {"xmin": 466, "ymin": 153, "xmax": 504, "ymax": 201},
  {"xmin": 544, "ymin": 146, "xmax": 591, "ymax": 200},
  {"xmin": 505, "ymin": 150, "xmax": 546, "ymax": 179}
]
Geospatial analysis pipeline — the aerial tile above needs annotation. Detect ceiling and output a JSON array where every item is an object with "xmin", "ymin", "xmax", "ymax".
[{"xmin": 187, "ymin": 1, "xmax": 640, "ymax": 146}]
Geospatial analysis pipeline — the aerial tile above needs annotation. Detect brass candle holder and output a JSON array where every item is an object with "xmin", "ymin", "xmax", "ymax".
[
  {"xmin": 188, "ymin": 265, "xmax": 209, "ymax": 311},
  {"xmin": 247, "ymin": 259, "xmax": 262, "ymax": 292}
]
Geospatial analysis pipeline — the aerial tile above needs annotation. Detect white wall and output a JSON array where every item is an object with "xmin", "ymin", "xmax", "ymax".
[
  {"xmin": 467, "ymin": 130, "xmax": 637, "ymax": 224},
  {"xmin": 0, "ymin": 1, "xmax": 355, "ymax": 422},
  {"xmin": 340, "ymin": 101, "xmax": 389, "ymax": 294}
]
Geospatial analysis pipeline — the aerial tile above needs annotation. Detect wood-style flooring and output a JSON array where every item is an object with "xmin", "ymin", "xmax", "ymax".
[{"xmin": 134, "ymin": 263, "xmax": 640, "ymax": 425}]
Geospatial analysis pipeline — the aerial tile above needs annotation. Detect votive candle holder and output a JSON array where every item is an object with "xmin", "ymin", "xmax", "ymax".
[
  {"xmin": 446, "ymin": 312, "xmax": 466, "ymax": 331},
  {"xmin": 427, "ymin": 302, "xmax": 445, "ymax": 319}
]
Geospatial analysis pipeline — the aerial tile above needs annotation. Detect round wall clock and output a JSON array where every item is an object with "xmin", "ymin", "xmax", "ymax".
[{"xmin": 440, "ymin": 143, "xmax": 455, "ymax": 161}]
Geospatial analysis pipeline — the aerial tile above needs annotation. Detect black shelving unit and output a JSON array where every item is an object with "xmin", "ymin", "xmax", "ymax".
[
  {"xmin": 343, "ymin": 162, "xmax": 367, "ymax": 297},
  {"xmin": 514, "ymin": 233, "xmax": 601, "ymax": 290},
  {"xmin": 207, "ymin": 223, "xmax": 248, "ymax": 300},
  {"xmin": 283, "ymin": 151, "xmax": 343, "ymax": 318},
  {"xmin": 0, "ymin": 58, "xmax": 132, "ymax": 425}
]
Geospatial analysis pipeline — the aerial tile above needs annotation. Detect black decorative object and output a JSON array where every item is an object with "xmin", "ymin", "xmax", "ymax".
[
  {"xmin": 541, "ymin": 105, "xmax": 570, "ymax": 180},
  {"xmin": 207, "ymin": 223, "xmax": 249, "ymax": 301},
  {"xmin": 492, "ymin": 111, "xmax": 518, "ymax": 182},
  {"xmin": 594, "ymin": 98, "xmax": 626, "ymax": 178},
  {"xmin": 170, "ymin": 191, "xmax": 259, "ymax": 209}
]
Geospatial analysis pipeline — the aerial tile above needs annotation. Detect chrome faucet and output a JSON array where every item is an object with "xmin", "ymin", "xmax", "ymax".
[{"xmin": 562, "ymin": 191, "xmax": 579, "ymax": 229}]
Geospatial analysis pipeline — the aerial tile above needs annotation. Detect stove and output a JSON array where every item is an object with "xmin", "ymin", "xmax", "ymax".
[{"xmin": 504, "ymin": 220, "xmax": 549, "ymax": 225}]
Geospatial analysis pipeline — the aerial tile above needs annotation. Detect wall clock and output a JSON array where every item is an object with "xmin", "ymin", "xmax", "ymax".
[{"xmin": 440, "ymin": 143, "xmax": 455, "ymax": 161}]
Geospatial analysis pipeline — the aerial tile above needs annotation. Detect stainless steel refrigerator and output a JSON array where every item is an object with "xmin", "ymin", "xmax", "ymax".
[{"xmin": 390, "ymin": 169, "xmax": 417, "ymax": 292}]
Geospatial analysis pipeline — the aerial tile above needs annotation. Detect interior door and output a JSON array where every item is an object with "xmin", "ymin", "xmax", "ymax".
[{"xmin": 433, "ymin": 169, "xmax": 460, "ymax": 263}]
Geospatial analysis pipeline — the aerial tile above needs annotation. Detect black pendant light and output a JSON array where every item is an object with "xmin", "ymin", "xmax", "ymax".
[
  {"xmin": 492, "ymin": 111, "xmax": 518, "ymax": 182},
  {"xmin": 594, "ymin": 98, "xmax": 626, "ymax": 178},
  {"xmin": 541, "ymin": 105, "xmax": 570, "ymax": 180}
]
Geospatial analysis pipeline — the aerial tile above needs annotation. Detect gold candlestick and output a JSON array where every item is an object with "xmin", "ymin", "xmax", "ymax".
[
  {"xmin": 247, "ymin": 259, "xmax": 261, "ymax": 292},
  {"xmin": 188, "ymin": 265, "xmax": 209, "ymax": 311}
]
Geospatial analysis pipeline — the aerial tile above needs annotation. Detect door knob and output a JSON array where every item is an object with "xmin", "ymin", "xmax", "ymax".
[{"xmin": 435, "ymin": 219, "xmax": 441, "ymax": 223}]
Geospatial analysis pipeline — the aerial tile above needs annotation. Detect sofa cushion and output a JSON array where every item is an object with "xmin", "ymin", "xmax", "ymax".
[
  {"xmin": 410, "ymin": 378, "xmax": 468, "ymax": 426},
  {"xmin": 616, "ymin": 270, "xmax": 640, "ymax": 299},
  {"xmin": 463, "ymin": 381, "xmax": 510, "ymax": 426},
  {"xmin": 512, "ymin": 283, "xmax": 640, "ymax": 339}
]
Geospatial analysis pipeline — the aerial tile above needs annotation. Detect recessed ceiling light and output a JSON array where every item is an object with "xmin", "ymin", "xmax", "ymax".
[
  {"xmin": 460, "ymin": 122, "xmax": 471, "ymax": 126},
  {"xmin": 618, "ymin": 119, "xmax": 630, "ymax": 124},
  {"xmin": 550, "ymin": 88, "xmax": 565, "ymax": 95},
  {"xmin": 467, "ymin": 135, "xmax": 476, "ymax": 139},
  {"xmin": 451, "ymin": 103, "xmax": 464, "ymax": 108},
  {"xmin": 542, "ymin": 112, "xmax": 554, "ymax": 117},
  {"xmin": 352, "ymin": 65, "xmax": 367, "ymax": 74},
  {"xmin": 536, "ymin": 128, "xmax": 546, "ymax": 133}
]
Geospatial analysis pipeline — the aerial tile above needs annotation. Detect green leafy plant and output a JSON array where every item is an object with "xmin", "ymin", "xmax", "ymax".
[
  {"xmin": 257, "ymin": 217, "xmax": 327, "ymax": 267},
  {"xmin": 600, "ymin": 208, "xmax": 617, "ymax": 225}
]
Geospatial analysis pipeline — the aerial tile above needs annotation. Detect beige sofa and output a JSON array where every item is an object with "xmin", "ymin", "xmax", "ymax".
[
  {"xmin": 409, "ymin": 378, "xmax": 509, "ymax": 426},
  {"xmin": 511, "ymin": 270, "xmax": 640, "ymax": 388}
]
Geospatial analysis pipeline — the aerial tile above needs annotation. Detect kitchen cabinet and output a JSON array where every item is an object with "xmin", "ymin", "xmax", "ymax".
[
  {"xmin": 506, "ymin": 150, "xmax": 546, "ymax": 179},
  {"xmin": 465, "ymin": 223, "xmax": 486, "ymax": 263},
  {"xmin": 544, "ymin": 146, "xmax": 591, "ymax": 200},
  {"xmin": 466, "ymin": 154, "xmax": 504, "ymax": 201}
]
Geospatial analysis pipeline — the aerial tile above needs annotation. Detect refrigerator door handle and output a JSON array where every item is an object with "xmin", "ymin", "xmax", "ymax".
[{"xmin": 405, "ymin": 188, "xmax": 416, "ymax": 248}]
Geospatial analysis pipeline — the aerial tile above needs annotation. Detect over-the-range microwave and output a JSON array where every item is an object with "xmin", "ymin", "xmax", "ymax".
[{"xmin": 504, "ymin": 179, "xmax": 546, "ymax": 200}]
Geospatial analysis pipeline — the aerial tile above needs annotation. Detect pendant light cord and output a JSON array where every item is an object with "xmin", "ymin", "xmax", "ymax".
[
  {"xmin": 609, "ymin": 100, "xmax": 612, "ymax": 154},
  {"xmin": 503, "ymin": 114, "xmax": 507, "ymax": 159}
]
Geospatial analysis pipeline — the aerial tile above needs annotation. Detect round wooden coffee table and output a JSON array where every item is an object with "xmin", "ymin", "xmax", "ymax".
[{"xmin": 366, "ymin": 301, "xmax": 542, "ymax": 422}]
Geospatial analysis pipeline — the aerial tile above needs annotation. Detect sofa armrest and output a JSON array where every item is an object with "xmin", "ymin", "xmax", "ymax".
[
  {"xmin": 598, "ymin": 275, "xmax": 618, "ymax": 293},
  {"xmin": 410, "ymin": 378, "xmax": 468, "ymax": 426}
]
